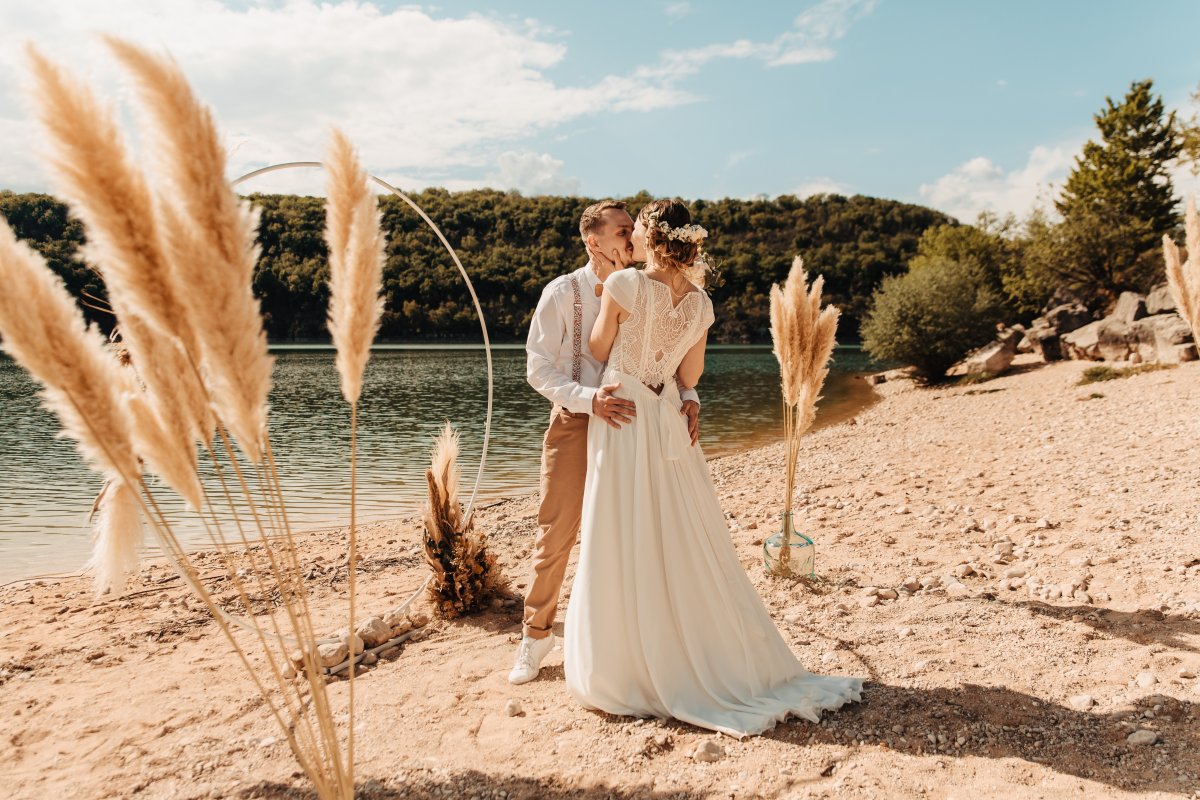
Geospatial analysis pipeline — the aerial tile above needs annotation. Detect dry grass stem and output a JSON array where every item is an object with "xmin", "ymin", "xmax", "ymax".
[
  {"xmin": 1163, "ymin": 194, "xmax": 1200, "ymax": 339},
  {"xmin": 106, "ymin": 37, "xmax": 272, "ymax": 464},
  {"xmin": 767, "ymin": 257, "xmax": 840, "ymax": 574}
]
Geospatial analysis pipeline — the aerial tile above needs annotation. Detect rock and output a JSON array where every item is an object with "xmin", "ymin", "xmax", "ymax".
[
  {"xmin": 1112, "ymin": 292, "xmax": 1148, "ymax": 324},
  {"xmin": 362, "ymin": 652, "xmax": 378, "ymax": 666},
  {"xmin": 919, "ymin": 575, "xmax": 942, "ymax": 589},
  {"xmin": 877, "ymin": 588, "xmax": 899, "ymax": 600},
  {"xmin": 1061, "ymin": 319, "xmax": 1104, "ymax": 360},
  {"xmin": 945, "ymin": 582, "xmax": 970, "ymax": 598},
  {"xmin": 504, "ymin": 699, "xmax": 524, "ymax": 717},
  {"xmin": 962, "ymin": 329, "xmax": 1019, "ymax": 376},
  {"xmin": 1145, "ymin": 283, "xmax": 1175, "ymax": 315},
  {"xmin": 408, "ymin": 611, "xmax": 431, "ymax": 628},
  {"xmin": 1135, "ymin": 672, "xmax": 1157, "ymax": 688},
  {"xmin": 1035, "ymin": 517, "xmax": 1051, "ymax": 529},
  {"xmin": 820, "ymin": 652, "xmax": 837, "ymax": 664},
  {"xmin": 1041, "ymin": 302, "xmax": 1093, "ymax": 334},
  {"xmin": 692, "ymin": 739, "xmax": 725, "ymax": 762},
  {"xmin": 784, "ymin": 612, "xmax": 802, "ymax": 624},
  {"xmin": 1178, "ymin": 668, "xmax": 1196, "ymax": 679},
  {"xmin": 1073, "ymin": 590, "xmax": 1092, "ymax": 604},
  {"xmin": 356, "ymin": 616, "xmax": 391, "ymax": 648},
  {"xmin": 898, "ymin": 626, "xmax": 913, "ymax": 638},
  {"xmin": 902, "ymin": 576, "xmax": 920, "ymax": 592},
  {"xmin": 1153, "ymin": 313, "xmax": 1196, "ymax": 363},
  {"xmin": 860, "ymin": 595, "xmax": 880, "ymax": 608},
  {"xmin": 1068, "ymin": 694, "xmax": 1095, "ymax": 711},
  {"xmin": 1126, "ymin": 729, "xmax": 1159, "ymax": 746},
  {"xmin": 1003, "ymin": 566, "xmax": 1027, "ymax": 579},
  {"xmin": 318, "ymin": 642, "xmax": 349, "ymax": 668},
  {"xmin": 342, "ymin": 633, "xmax": 365, "ymax": 655},
  {"xmin": 954, "ymin": 564, "xmax": 975, "ymax": 579},
  {"xmin": 383, "ymin": 607, "xmax": 411, "ymax": 630}
]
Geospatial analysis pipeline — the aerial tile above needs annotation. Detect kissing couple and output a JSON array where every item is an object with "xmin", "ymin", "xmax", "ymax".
[{"xmin": 515, "ymin": 198, "xmax": 863, "ymax": 738}]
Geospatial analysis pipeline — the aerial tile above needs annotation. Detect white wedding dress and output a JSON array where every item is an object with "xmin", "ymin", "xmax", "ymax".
[{"xmin": 564, "ymin": 268, "xmax": 863, "ymax": 738}]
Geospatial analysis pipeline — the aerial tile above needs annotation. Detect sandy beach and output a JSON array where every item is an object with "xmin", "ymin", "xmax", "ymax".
[{"xmin": 2, "ymin": 355, "xmax": 1199, "ymax": 799}]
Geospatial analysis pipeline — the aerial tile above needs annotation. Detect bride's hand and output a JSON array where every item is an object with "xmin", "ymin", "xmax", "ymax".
[
  {"xmin": 587, "ymin": 242, "xmax": 632, "ymax": 270},
  {"xmin": 680, "ymin": 400, "xmax": 700, "ymax": 445}
]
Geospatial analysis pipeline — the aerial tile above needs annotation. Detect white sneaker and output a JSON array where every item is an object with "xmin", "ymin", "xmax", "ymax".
[{"xmin": 508, "ymin": 633, "xmax": 555, "ymax": 684}]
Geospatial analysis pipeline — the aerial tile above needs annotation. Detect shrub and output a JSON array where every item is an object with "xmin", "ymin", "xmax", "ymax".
[{"xmin": 861, "ymin": 257, "xmax": 1007, "ymax": 383}]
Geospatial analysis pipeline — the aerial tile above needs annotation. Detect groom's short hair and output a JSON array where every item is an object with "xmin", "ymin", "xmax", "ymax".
[{"xmin": 579, "ymin": 200, "xmax": 627, "ymax": 241}]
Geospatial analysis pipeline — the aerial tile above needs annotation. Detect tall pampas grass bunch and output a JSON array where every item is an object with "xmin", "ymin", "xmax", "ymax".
[
  {"xmin": 767, "ymin": 257, "xmax": 840, "ymax": 576},
  {"xmin": 1163, "ymin": 194, "xmax": 1200, "ymax": 340},
  {"xmin": 422, "ymin": 422, "xmax": 504, "ymax": 617},
  {"xmin": 0, "ymin": 40, "xmax": 389, "ymax": 799}
]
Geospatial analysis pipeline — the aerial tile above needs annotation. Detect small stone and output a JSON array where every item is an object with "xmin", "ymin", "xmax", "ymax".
[
  {"xmin": 1073, "ymin": 590, "xmax": 1092, "ymax": 604},
  {"xmin": 355, "ymin": 616, "xmax": 391, "ymax": 648},
  {"xmin": 1035, "ymin": 518, "xmax": 1051, "ymax": 529},
  {"xmin": 1003, "ymin": 567, "xmax": 1026, "ymax": 579},
  {"xmin": 259, "ymin": 736, "xmax": 277, "ymax": 748},
  {"xmin": 877, "ymin": 588, "xmax": 899, "ymax": 600},
  {"xmin": 945, "ymin": 582, "xmax": 970, "ymax": 598},
  {"xmin": 1178, "ymin": 668, "xmax": 1196, "ymax": 679},
  {"xmin": 408, "ymin": 611, "xmax": 431, "ymax": 628},
  {"xmin": 1136, "ymin": 672, "xmax": 1157, "ymax": 688},
  {"xmin": 860, "ymin": 586, "xmax": 880, "ymax": 597},
  {"xmin": 362, "ymin": 652, "xmax": 378, "ymax": 666},
  {"xmin": 282, "ymin": 664, "xmax": 297, "ymax": 679},
  {"xmin": 902, "ymin": 576, "xmax": 920, "ymax": 592},
  {"xmin": 860, "ymin": 595, "xmax": 880, "ymax": 608},
  {"xmin": 897, "ymin": 627, "xmax": 913, "ymax": 638},
  {"xmin": 953, "ymin": 564, "xmax": 975, "ymax": 579},
  {"xmin": 895, "ymin": 506, "xmax": 911, "ymax": 515},
  {"xmin": 692, "ymin": 738, "xmax": 725, "ymax": 762},
  {"xmin": 318, "ymin": 642, "xmax": 349, "ymax": 668},
  {"xmin": 504, "ymin": 699, "xmax": 524, "ymax": 717},
  {"xmin": 919, "ymin": 575, "xmax": 942, "ymax": 589},
  {"xmin": 1068, "ymin": 694, "xmax": 1095, "ymax": 711},
  {"xmin": 1126, "ymin": 729, "xmax": 1159, "ymax": 746},
  {"xmin": 820, "ymin": 652, "xmax": 837, "ymax": 664}
]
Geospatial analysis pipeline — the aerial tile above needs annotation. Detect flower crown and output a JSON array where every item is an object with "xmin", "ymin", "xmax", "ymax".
[{"xmin": 646, "ymin": 209, "xmax": 708, "ymax": 244}]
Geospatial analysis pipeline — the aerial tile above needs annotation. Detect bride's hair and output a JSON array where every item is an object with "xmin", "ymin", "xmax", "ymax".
[{"xmin": 637, "ymin": 199, "xmax": 709, "ymax": 288}]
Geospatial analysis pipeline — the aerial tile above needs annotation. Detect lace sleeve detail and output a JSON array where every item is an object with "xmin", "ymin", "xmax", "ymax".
[
  {"xmin": 603, "ymin": 268, "xmax": 640, "ymax": 312},
  {"xmin": 697, "ymin": 293, "xmax": 715, "ymax": 338}
]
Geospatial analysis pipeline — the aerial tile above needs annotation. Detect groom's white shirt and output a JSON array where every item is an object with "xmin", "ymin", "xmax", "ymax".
[{"xmin": 526, "ymin": 261, "xmax": 700, "ymax": 414}]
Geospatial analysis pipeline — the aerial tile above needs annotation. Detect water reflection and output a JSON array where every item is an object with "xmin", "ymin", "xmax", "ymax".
[{"xmin": 0, "ymin": 345, "xmax": 877, "ymax": 582}]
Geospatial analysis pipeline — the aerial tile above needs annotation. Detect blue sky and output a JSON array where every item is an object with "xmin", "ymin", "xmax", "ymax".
[{"xmin": 2, "ymin": 1, "xmax": 1198, "ymax": 221}]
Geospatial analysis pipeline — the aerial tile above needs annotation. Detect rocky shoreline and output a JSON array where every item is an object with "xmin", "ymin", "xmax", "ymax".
[{"xmin": 1, "ymin": 356, "xmax": 1199, "ymax": 799}]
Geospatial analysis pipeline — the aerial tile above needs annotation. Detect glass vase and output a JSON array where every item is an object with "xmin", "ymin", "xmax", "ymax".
[{"xmin": 763, "ymin": 511, "xmax": 815, "ymax": 578}]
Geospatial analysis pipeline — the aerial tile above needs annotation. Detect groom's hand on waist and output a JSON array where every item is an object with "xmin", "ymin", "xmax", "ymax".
[
  {"xmin": 681, "ymin": 400, "xmax": 700, "ymax": 445},
  {"xmin": 593, "ymin": 382, "xmax": 636, "ymax": 428}
]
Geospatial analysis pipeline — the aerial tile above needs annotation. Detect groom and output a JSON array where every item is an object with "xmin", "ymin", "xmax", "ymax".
[{"xmin": 510, "ymin": 199, "xmax": 701, "ymax": 684}]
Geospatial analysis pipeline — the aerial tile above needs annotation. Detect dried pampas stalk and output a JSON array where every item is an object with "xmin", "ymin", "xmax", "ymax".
[
  {"xmin": 105, "ymin": 37, "xmax": 272, "ymax": 464},
  {"xmin": 86, "ymin": 478, "xmax": 143, "ymax": 595},
  {"xmin": 322, "ymin": 127, "xmax": 385, "ymax": 780},
  {"xmin": 1163, "ymin": 194, "xmax": 1200, "ymax": 340},
  {"xmin": 422, "ymin": 423, "xmax": 503, "ymax": 617},
  {"xmin": 767, "ymin": 257, "xmax": 840, "ymax": 575},
  {"xmin": 0, "ymin": 220, "xmax": 140, "ymax": 483}
]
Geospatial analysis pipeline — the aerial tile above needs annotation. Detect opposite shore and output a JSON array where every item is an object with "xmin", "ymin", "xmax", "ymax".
[{"xmin": 1, "ymin": 356, "xmax": 1198, "ymax": 799}]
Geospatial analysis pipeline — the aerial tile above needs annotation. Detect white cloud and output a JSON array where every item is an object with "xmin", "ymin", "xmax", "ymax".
[
  {"xmin": 637, "ymin": 0, "xmax": 875, "ymax": 83},
  {"xmin": 0, "ymin": 1, "xmax": 690, "ymax": 193},
  {"xmin": 793, "ymin": 177, "xmax": 852, "ymax": 198},
  {"xmin": 486, "ymin": 151, "xmax": 580, "ymax": 195},
  {"xmin": 918, "ymin": 143, "xmax": 1079, "ymax": 221},
  {"xmin": 664, "ymin": 2, "xmax": 692, "ymax": 19}
]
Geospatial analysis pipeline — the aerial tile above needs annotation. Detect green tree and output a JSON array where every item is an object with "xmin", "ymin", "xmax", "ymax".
[
  {"xmin": 861, "ymin": 257, "xmax": 1007, "ymax": 383},
  {"xmin": 1054, "ymin": 79, "xmax": 1181, "ymax": 302}
]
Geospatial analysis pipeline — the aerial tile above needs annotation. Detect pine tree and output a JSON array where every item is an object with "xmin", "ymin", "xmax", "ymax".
[{"xmin": 1053, "ymin": 80, "xmax": 1181, "ymax": 301}]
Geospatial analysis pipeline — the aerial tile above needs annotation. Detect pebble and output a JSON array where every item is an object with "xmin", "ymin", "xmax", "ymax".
[
  {"xmin": 692, "ymin": 739, "xmax": 725, "ymax": 762},
  {"xmin": 362, "ymin": 652, "xmax": 378, "ymax": 666},
  {"xmin": 897, "ymin": 627, "xmax": 913, "ymax": 638},
  {"xmin": 355, "ymin": 617, "xmax": 391, "ymax": 648},
  {"xmin": 317, "ymin": 642, "xmax": 349, "ymax": 668},
  {"xmin": 820, "ymin": 652, "xmax": 837, "ymax": 664},
  {"xmin": 901, "ymin": 576, "xmax": 920, "ymax": 592},
  {"xmin": 1135, "ymin": 672, "xmax": 1158, "ymax": 688},
  {"xmin": 1179, "ymin": 668, "xmax": 1197, "ymax": 679},
  {"xmin": 877, "ymin": 588, "xmax": 898, "ymax": 600},
  {"xmin": 1035, "ymin": 518, "xmax": 1051, "ymax": 529},
  {"xmin": 1003, "ymin": 567, "xmax": 1027, "ymax": 579},
  {"xmin": 1068, "ymin": 694, "xmax": 1095, "ymax": 711},
  {"xmin": 860, "ymin": 595, "xmax": 880, "ymax": 608},
  {"xmin": 945, "ymin": 582, "xmax": 970, "ymax": 598},
  {"xmin": 1126, "ymin": 729, "xmax": 1159, "ymax": 746},
  {"xmin": 784, "ymin": 613, "xmax": 802, "ymax": 624},
  {"xmin": 504, "ymin": 699, "xmax": 524, "ymax": 717},
  {"xmin": 953, "ymin": 564, "xmax": 975, "ymax": 579}
]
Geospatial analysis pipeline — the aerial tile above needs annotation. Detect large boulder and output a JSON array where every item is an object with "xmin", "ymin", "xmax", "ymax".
[
  {"xmin": 1111, "ymin": 291, "xmax": 1148, "ymax": 324},
  {"xmin": 1145, "ymin": 283, "xmax": 1176, "ymax": 316},
  {"xmin": 1153, "ymin": 313, "xmax": 1197, "ymax": 363},
  {"xmin": 1061, "ymin": 320, "xmax": 1104, "ymax": 360},
  {"xmin": 962, "ymin": 327, "xmax": 1020, "ymax": 375},
  {"xmin": 1027, "ymin": 327, "xmax": 1063, "ymax": 361},
  {"xmin": 1040, "ymin": 303, "xmax": 1093, "ymax": 334}
]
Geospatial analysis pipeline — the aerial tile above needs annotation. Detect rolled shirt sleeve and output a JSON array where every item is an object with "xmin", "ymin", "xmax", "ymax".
[{"xmin": 526, "ymin": 281, "xmax": 598, "ymax": 415}]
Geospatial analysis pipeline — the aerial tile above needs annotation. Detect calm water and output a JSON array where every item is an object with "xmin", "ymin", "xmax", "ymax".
[{"xmin": 0, "ymin": 345, "xmax": 878, "ymax": 583}]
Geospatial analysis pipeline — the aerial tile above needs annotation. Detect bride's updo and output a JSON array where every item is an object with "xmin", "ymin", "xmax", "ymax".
[{"xmin": 637, "ymin": 199, "xmax": 710, "ymax": 288}]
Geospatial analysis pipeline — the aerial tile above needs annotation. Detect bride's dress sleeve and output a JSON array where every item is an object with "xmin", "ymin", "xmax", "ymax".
[{"xmin": 603, "ymin": 268, "xmax": 639, "ymax": 312}]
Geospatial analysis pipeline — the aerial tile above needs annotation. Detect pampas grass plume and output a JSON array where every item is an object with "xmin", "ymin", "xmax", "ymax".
[
  {"xmin": 106, "ymin": 37, "xmax": 272, "ymax": 463},
  {"xmin": 1164, "ymin": 194, "xmax": 1200, "ymax": 340},
  {"xmin": 324, "ymin": 129, "xmax": 386, "ymax": 406},
  {"xmin": 0, "ymin": 220, "xmax": 140, "ymax": 483},
  {"xmin": 86, "ymin": 478, "xmax": 144, "ymax": 595}
]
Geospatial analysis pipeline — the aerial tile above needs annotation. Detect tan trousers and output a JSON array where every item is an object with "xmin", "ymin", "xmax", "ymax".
[{"xmin": 522, "ymin": 406, "xmax": 590, "ymax": 639}]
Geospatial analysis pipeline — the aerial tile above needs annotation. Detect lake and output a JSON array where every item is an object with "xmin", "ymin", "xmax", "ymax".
[{"xmin": 0, "ymin": 345, "xmax": 879, "ymax": 584}]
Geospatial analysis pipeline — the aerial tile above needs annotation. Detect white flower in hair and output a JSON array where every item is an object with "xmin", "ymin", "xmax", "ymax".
[{"xmin": 646, "ymin": 209, "xmax": 708, "ymax": 244}]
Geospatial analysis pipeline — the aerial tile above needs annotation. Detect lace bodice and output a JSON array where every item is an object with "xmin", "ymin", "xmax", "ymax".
[{"xmin": 604, "ymin": 269, "xmax": 714, "ymax": 389}]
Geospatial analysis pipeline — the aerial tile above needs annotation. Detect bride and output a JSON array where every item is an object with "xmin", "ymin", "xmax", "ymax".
[{"xmin": 563, "ymin": 199, "xmax": 863, "ymax": 738}]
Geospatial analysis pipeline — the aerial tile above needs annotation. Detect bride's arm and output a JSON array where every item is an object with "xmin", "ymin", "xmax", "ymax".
[
  {"xmin": 589, "ymin": 290, "xmax": 627, "ymax": 363},
  {"xmin": 675, "ymin": 331, "xmax": 708, "ymax": 389}
]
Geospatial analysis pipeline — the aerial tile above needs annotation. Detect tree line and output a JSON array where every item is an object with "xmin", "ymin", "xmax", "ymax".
[{"xmin": 0, "ymin": 189, "xmax": 952, "ymax": 344}]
